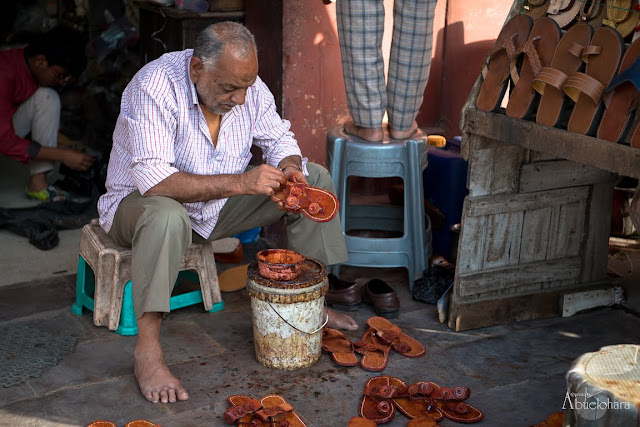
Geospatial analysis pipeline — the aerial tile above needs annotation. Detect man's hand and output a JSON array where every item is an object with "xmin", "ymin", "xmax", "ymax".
[
  {"xmin": 281, "ymin": 166, "xmax": 307, "ymax": 185},
  {"xmin": 240, "ymin": 164, "xmax": 287, "ymax": 196},
  {"xmin": 62, "ymin": 149, "xmax": 94, "ymax": 171}
]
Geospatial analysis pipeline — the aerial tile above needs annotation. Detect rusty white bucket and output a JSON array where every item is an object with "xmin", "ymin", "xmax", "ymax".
[{"xmin": 246, "ymin": 256, "xmax": 328, "ymax": 370}]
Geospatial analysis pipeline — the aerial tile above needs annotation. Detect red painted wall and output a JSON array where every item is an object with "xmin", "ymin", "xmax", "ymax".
[{"xmin": 281, "ymin": 0, "xmax": 513, "ymax": 165}]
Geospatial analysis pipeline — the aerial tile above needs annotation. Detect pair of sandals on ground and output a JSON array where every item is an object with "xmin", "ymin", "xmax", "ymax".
[
  {"xmin": 477, "ymin": 13, "xmax": 640, "ymax": 147},
  {"xmin": 322, "ymin": 316, "xmax": 425, "ymax": 371},
  {"xmin": 349, "ymin": 375, "xmax": 484, "ymax": 426}
]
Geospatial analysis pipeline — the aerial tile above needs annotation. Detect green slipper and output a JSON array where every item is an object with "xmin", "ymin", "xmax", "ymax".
[{"xmin": 26, "ymin": 185, "xmax": 69, "ymax": 202}]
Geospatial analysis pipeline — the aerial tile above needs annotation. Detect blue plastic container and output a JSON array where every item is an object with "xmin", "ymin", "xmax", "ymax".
[
  {"xmin": 234, "ymin": 227, "xmax": 261, "ymax": 244},
  {"xmin": 423, "ymin": 136, "xmax": 468, "ymax": 260}
]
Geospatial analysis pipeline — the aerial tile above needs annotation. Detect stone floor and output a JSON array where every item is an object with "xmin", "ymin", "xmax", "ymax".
[{"xmin": 1, "ymin": 261, "xmax": 640, "ymax": 427}]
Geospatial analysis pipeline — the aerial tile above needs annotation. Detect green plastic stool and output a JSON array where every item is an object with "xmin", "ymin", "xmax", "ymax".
[{"xmin": 72, "ymin": 254, "xmax": 224, "ymax": 336}]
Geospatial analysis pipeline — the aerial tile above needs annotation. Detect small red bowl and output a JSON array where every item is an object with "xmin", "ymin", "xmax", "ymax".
[{"xmin": 256, "ymin": 249, "xmax": 304, "ymax": 281}]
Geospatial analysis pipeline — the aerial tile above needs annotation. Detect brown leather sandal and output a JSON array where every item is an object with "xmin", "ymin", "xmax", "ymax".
[
  {"xmin": 563, "ymin": 25, "xmax": 625, "ymax": 135},
  {"xmin": 321, "ymin": 326, "xmax": 359, "ymax": 367},
  {"xmin": 366, "ymin": 316, "xmax": 426, "ymax": 358},
  {"xmin": 506, "ymin": 17, "xmax": 561, "ymax": 119},
  {"xmin": 477, "ymin": 15, "xmax": 533, "ymax": 112},
  {"xmin": 597, "ymin": 38, "xmax": 640, "ymax": 143},
  {"xmin": 86, "ymin": 422, "xmax": 116, "ymax": 427},
  {"xmin": 347, "ymin": 417, "xmax": 377, "ymax": 427},
  {"xmin": 359, "ymin": 376, "xmax": 398, "ymax": 423},
  {"xmin": 547, "ymin": 0, "xmax": 581, "ymax": 28},
  {"xmin": 354, "ymin": 328, "xmax": 392, "ymax": 372},
  {"xmin": 125, "ymin": 421, "xmax": 160, "ymax": 427},
  {"xmin": 523, "ymin": 0, "xmax": 552, "ymax": 21},
  {"xmin": 389, "ymin": 377, "xmax": 444, "ymax": 422},
  {"xmin": 430, "ymin": 384, "xmax": 484, "ymax": 424},
  {"xmin": 259, "ymin": 395, "xmax": 307, "ymax": 427},
  {"xmin": 407, "ymin": 418, "xmax": 441, "ymax": 427},
  {"xmin": 225, "ymin": 395, "xmax": 266, "ymax": 425},
  {"xmin": 271, "ymin": 181, "xmax": 339, "ymax": 222},
  {"xmin": 533, "ymin": 22, "xmax": 593, "ymax": 127}
]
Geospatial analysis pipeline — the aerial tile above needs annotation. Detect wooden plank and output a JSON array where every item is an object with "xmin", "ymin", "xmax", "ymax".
[
  {"xmin": 520, "ymin": 207, "xmax": 553, "ymax": 263},
  {"xmin": 467, "ymin": 145, "xmax": 494, "ymax": 197},
  {"xmin": 490, "ymin": 145, "xmax": 526, "ymax": 195},
  {"xmin": 530, "ymin": 150, "xmax": 561, "ymax": 163},
  {"xmin": 519, "ymin": 161, "xmax": 617, "ymax": 193},
  {"xmin": 457, "ymin": 256, "xmax": 582, "ymax": 297},
  {"xmin": 463, "ymin": 108, "xmax": 640, "ymax": 179},
  {"xmin": 553, "ymin": 199, "xmax": 586, "ymax": 259},
  {"xmin": 466, "ymin": 187, "xmax": 589, "ymax": 217},
  {"xmin": 455, "ymin": 212, "xmax": 487, "ymax": 276},
  {"xmin": 484, "ymin": 211, "xmax": 523, "ymax": 270},
  {"xmin": 582, "ymin": 181, "xmax": 616, "ymax": 283},
  {"xmin": 562, "ymin": 287, "xmax": 615, "ymax": 317},
  {"xmin": 448, "ymin": 282, "xmax": 608, "ymax": 331}
]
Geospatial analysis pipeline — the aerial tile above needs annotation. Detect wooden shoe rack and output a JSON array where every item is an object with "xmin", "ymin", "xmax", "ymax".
[{"xmin": 449, "ymin": 1, "xmax": 640, "ymax": 331}]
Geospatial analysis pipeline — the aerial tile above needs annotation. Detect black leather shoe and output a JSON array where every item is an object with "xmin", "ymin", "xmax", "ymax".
[{"xmin": 326, "ymin": 274, "xmax": 363, "ymax": 311}]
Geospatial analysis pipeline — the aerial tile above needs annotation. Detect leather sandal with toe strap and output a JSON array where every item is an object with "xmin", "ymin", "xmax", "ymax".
[
  {"xmin": 389, "ymin": 377, "xmax": 444, "ymax": 422},
  {"xmin": 322, "ymin": 326, "xmax": 359, "ymax": 367},
  {"xmin": 359, "ymin": 376, "xmax": 398, "ymax": 424},
  {"xmin": 563, "ymin": 25, "xmax": 625, "ymax": 135},
  {"xmin": 225, "ymin": 396, "xmax": 264, "ymax": 425},
  {"xmin": 271, "ymin": 181, "xmax": 339, "ymax": 222},
  {"xmin": 547, "ymin": 0, "xmax": 581, "ymax": 28},
  {"xmin": 476, "ymin": 14, "xmax": 533, "ymax": 112},
  {"xmin": 354, "ymin": 328, "xmax": 392, "ymax": 372},
  {"xmin": 366, "ymin": 316, "xmax": 426, "ymax": 358}
]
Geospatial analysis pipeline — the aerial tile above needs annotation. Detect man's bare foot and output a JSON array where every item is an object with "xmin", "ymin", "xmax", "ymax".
[
  {"xmin": 134, "ymin": 345, "xmax": 189, "ymax": 404},
  {"xmin": 344, "ymin": 121, "xmax": 383, "ymax": 142},
  {"xmin": 326, "ymin": 307, "xmax": 358, "ymax": 331},
  {"xmin": 389, "ymin": 121, "xmax": 424, "ymax": 140},
  {"xmin": 27, "ymin": 172, "xmax": 48, "ymax": 193}
]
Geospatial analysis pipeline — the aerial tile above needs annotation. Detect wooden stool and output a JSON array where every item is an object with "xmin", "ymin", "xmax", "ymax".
[
  {"xmin": 71, "ymin": 220, "xmax": 235, "ymax": 335},
  {"xmin": 565, "ymin": 344, "xmax": 640, "ymax": 425}
]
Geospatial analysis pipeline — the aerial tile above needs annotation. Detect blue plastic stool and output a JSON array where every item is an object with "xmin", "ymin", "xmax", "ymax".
[
  {"xmin": 326, "ymin": 125, "xmax": 432, "ymax": 291},
  {"xmin": 71, "ymin": 220, "xmax": 225, "ymax": 336}
]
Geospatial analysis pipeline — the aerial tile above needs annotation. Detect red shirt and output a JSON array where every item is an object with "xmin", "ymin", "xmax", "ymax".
[{"xmin": 0, "ymin": 48, "xmax": 40, "ymax": 164}]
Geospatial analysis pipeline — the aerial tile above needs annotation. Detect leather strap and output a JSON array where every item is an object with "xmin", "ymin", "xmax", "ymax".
[
  {"xmin": 532, "ymin": 67, "xmax": 570, "ymax": 94},
  {"xmin": 481, "ymin": 33, "xmax": 518, "ymax": 79},
  {"xmin": 547, "ymin": 0, "xmax": 573, "ymax": 14},
  {"xmin": 363, "ymin": 384, "xmax": 402, "ymax": 399},
  {"xmin": 528, "ymin": 0, "xmax": 547, "ymax": 6},
  {"xmin": 563, "ymin": 72, "xmax": 605, "ymax": 103},
  {"xmin": 255, "ymin": 403, "xmax": 294, "ymax": 422},
  {"xmin": 581, "ymin": 45, "xmax": 602, "ymax": 63},
  {"xmin": 224, "ymin": 399, "xmax": 263, "ymax": 424}
]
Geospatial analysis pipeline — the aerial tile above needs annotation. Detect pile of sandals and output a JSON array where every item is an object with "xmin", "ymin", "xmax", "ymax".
[{"xmin": 477, "ymin": 1, "xmax": 640, "ymax": 147}]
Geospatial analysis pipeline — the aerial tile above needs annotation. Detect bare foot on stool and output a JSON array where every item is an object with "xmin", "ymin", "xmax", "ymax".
[
  {"xmin": 343, "ymin": 121, "xmax": 383, "ymax": 142},
  {"xmin": 389, "ymin": 121, "xmax": 425, "ymax": 139}
]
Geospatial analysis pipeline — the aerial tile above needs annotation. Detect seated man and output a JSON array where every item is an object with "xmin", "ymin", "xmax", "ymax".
[
  {"xmin": 0, "ymin": 26, "xmax": 94, "ymax": 202},
  {"xmin": 97, "ymin": 21, "xmax": 357, "ymax": 405}
]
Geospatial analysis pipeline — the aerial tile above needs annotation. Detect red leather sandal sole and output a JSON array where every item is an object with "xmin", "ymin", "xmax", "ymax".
[
  {"xmin": 271, "ymin": 181, "xmax": 339, "ymax": 222},
  {"xmin": 321, "ymin": 326, "xmax": 359, "ymax": 367},
  {"xmin": 260, "ymin": 395, "xmax": 307, "ymax": 427},
  {"xmin": 388, "ymin": 377, "xmax": 444, "ymax": 421},
  {"xmin": 366, "ymin": 316, "xmax": 426, "ymax": 358},
  {"xmin": 359, "ymin": 376, "xmax": 397, "ymax": 423}
]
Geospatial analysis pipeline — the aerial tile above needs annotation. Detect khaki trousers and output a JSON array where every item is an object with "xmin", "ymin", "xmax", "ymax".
[{"xmin": 107, "ymin": 162, "xmax": 347, "ymax": 318}]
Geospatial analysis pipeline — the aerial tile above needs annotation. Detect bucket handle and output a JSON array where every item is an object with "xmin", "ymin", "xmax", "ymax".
[{"xmin": 266, "ymin": 301, "xmax": 329, "ymax": 335}]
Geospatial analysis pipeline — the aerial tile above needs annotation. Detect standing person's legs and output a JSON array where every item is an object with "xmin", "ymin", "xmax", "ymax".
[
  {"xmin": 387, "ymin": 0, "xmax": 437, "ymax": 138},
  {"xmin": 337, "ymin": 0, "xmax": 386, "ymax": 141},
  {"xmin": 108, "ymin": 191, "xmax": 192, "ymax": 404},
  {"xmin": 12, "ymin": 88, "xmax": 61, "ymax": 192}
]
